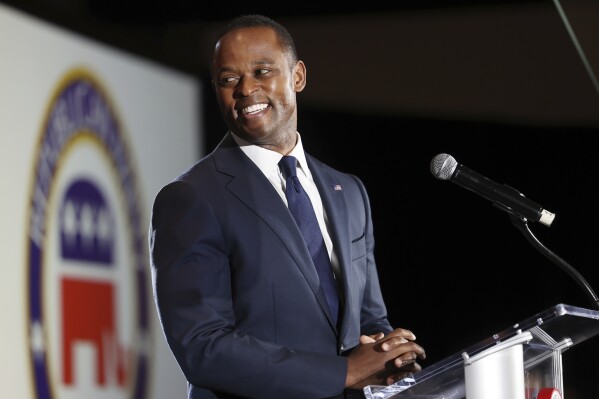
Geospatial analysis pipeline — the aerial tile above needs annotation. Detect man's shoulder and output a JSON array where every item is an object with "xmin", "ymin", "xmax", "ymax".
[
  {"xmin": 152, "ymin": 153, "xmax": 220, "ymax": 209},
  {"xmin": 171, "ymin": 131, "xmax": 238, "ymax": 183},
  {"xmin": 307, "ymin": 154, "xmax": 363, "ymax": 184},
  {"xmin": 176, "ymin": 153, "xmax": 215, "ymax": 181}
]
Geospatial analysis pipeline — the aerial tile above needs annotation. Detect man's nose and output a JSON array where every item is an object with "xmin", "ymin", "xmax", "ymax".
[{"xmin": 236, "ymin": 76, "xmax": 259, "ymax": 97}]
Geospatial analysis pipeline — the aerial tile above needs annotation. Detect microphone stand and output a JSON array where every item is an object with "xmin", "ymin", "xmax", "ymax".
[{"xmin": 508, "ymin": 213, "xmax": 599, "ymax": 311}]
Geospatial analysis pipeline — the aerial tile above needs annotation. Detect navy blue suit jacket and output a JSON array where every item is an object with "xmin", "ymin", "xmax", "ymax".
[{"xmin": 149, "ymin": 133, "xmax": 392, "ymax": 398}]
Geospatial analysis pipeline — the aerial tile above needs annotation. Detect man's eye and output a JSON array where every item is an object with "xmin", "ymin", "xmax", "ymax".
[
  {"xmin": 219, "ymin": 76, "xmax": 238, "ymax": 86},
  {"xmin": 256, "ymin": 69, "xmax": 270, "ymax": 76}
]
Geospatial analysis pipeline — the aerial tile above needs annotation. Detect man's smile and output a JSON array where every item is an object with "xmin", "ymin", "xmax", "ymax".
[{"xmin": 240, "ymin": 103, "xmax": 268, "ymax": 115}]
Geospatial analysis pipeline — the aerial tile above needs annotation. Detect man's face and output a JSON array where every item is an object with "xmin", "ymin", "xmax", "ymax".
[{"xmin": 211, "ymin": 26, "xmax": 306, "ymax": 149}]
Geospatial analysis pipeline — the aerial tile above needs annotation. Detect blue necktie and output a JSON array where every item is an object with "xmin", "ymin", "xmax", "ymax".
[{"xmin": 279, "ymin": 155, "xmax": 340, "ymax": 326}]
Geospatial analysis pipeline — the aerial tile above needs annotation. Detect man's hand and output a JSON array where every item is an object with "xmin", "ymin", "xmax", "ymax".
[{"xmin": 345, "ymin": 328, "xmax": 426, "ymax": 389}]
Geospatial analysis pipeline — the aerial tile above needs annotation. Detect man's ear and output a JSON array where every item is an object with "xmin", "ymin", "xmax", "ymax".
[{"xmin": 293, "ymin": 60, "xmax": 307, "ymax": 93}]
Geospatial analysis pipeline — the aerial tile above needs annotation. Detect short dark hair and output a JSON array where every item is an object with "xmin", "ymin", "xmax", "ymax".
[{"xmin": 216, "ymin": 14, "xmax": 299, "ymax": 66}]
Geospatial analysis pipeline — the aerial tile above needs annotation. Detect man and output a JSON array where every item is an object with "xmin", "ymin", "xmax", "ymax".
[{"xmin": 149, "ymin": 14, "xmax": 426, "ymax": 399}]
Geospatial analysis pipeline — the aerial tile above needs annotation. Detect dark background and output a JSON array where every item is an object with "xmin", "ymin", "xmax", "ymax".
[{"xmin": 4, "ymin": 0, "xmax": 599, "ymax": 397}]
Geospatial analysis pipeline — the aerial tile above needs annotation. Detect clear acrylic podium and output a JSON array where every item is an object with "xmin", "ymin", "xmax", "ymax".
[{"xmin": 364, "ymin": 303, "xmax": 599, "ymax": 399}]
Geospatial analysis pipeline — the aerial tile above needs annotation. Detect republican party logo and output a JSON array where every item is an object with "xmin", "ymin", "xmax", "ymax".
[{"xmin": 27, "ymin": 69, "xmax": 150, "ymax": 399}]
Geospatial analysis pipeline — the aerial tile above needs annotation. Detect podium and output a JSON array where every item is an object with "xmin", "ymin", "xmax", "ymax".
[{"xmin": 364, "ymin": 303, "xmax": 599, "ymax": 399}]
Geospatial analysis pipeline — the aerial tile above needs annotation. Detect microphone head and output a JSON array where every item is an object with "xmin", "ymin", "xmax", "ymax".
[{"xmin": 430, "ymin": 153, "xmax": 458, "ymax": 180}]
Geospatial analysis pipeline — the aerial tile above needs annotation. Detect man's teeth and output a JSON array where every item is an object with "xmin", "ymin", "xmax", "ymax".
[{"xmin": 241, "ymin": 104, "xmax": 268, "ymax": 114}]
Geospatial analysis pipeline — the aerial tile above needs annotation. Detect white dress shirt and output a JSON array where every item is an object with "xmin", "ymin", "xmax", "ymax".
[{"xmin": 231, "ymin": 131, "xmax": 340, "ymax": 277}]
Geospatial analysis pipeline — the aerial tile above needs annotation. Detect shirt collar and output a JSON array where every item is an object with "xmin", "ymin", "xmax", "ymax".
[{"xmin": 230, "ymin": 131, "xmax": 312, "ymax": 179}]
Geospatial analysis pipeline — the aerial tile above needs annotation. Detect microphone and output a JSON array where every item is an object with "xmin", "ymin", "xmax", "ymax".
[{"xmin": 430, "ymin": 153, "xmax": 556, "ymax": 227}]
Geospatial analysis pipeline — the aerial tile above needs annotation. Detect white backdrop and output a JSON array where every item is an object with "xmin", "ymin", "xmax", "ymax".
[{"xmin": 0, "ymin": 4, "xmax": 199, "ymax": 398}]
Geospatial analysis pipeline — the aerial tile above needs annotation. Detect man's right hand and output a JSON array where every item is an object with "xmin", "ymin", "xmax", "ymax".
[{"xmin": 345, "ymin": 328, "xmax": 426, "ymax": 389}]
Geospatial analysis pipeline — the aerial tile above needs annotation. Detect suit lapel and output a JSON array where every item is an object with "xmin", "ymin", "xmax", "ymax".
[
  {"xmin": 307, "ymin": 155, "xmax": 353, "ymax": 340},
  {"xmin": 212, "ymin": 135, "xmax": 335, "ymax": 328}
]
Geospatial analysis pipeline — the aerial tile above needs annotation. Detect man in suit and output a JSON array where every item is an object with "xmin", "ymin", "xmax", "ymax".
[{"xmin": 149, "ymin": 14, "xmax": 426, "ymax": 399}]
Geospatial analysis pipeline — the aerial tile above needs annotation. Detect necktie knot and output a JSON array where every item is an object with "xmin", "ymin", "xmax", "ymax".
[
  {"xmin": 280, "ymin": 156, "xmax": 302, "ymax": 193},
  {"xmin": 279, "ymin": 155, "xmax": 297, "ymax": 179}
]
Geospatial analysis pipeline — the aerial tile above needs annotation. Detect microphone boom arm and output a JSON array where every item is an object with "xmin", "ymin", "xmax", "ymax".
[{"xmin": 509, "ymin": 213, "xmax": 599, "ymax": 311}]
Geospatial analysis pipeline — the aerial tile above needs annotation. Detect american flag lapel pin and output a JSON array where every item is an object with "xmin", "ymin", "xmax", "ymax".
[{"xmin": 333, "ymin": 184, "xmax": 342, "ymax": 191}]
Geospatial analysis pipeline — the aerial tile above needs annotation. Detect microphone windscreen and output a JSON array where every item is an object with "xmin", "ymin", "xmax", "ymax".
[{"xmin": 430, "ymin": 153, "xmax": 458, "ymax": 180}]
